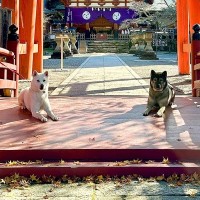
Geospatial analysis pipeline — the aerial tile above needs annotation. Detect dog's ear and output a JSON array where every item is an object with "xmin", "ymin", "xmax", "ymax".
[
  {"xmin": 33, "ymin": 70, "xmax": 38, "ymax": 77},
  {"xmin": 151, "ymin": 70, "xmax": 156, "ymax": 77},
  {"xmin": 162, "ymin": 71, "xmax": 167, "ymax": 78},
  {"xmin": 44, "ymin": 71, "xmax": 48, "ymax": 77}
]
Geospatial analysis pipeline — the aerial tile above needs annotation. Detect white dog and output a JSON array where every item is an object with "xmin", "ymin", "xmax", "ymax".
[{"xmin": 18, "ymin": 70, "xmax": 59, "ymax": 122}]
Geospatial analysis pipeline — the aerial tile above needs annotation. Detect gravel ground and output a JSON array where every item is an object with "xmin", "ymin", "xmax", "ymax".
[{"xmin": 19, "ymin": 52, "xmax": 192, "ymax": 96}]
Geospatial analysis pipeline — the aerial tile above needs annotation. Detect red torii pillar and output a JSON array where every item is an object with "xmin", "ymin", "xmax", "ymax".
[
  {"xmin": 176, "ymin": 0, "xmax": 190, "ymax": 75},
  {"xmin": 33, "ymin": 0, "xmax": 43, "ymax": 75},
  {"xmin": 2, "ymin": 0, "xmax": 43, "ymax": 80},
  {"xmin": 177, "ymin": 0, "xmax": 200, "ymax": 76}
]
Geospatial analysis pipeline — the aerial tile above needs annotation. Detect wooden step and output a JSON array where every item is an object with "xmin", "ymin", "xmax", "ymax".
[
  {"xmin": 1, "ymin": 159, "xmax": 200, "ymax": 178},
  {"xmin": 1, "ymin": 96, "xmax": 200, "ymax": 178},
  {"xmin": 1, "ymin": 149, "xmax": 200, "ymax": 162},
  {"xmin": 1, "ymin": 149, "xmax": 200, "ymax": 178}
]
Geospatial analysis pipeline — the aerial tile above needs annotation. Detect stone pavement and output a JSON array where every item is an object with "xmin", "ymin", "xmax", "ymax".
[
  {"xmin": 1, "ymin": 180, "xmax": 200, "ymax": 199},
  {"xmin": 51, "ymin": 53, "xmax": 149, "ymax": 96},
  {"xmin": 19, "ymin": 52, "xmax": 191, "ymax": 96}
]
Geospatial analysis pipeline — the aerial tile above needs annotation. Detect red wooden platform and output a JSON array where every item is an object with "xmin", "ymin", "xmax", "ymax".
[{"xmin": 0, "ymin": 96, "xmax": 200, "ymax": 177}]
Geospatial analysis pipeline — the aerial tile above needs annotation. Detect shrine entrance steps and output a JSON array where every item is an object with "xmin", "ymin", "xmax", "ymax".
[
  {"xmin": 0, "ymin": 96, "xmax": 200, "ymax": 178},
  {"xmin": 86, "ymin": 40, "xmax": 130, "ymax": 53}
]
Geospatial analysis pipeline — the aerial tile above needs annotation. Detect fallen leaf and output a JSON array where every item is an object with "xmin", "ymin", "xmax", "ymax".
[
  {"xmin": 43, "ymin": 194, "xmax": 49, "ymax": 199},
  {"xmin": 180, "ymin": 174, "xmax": 187, "ymax": 181},
  {"xmin": 192, "ymin": 172, "xmax": 199, "ymax": 181},
  {"xmin": 35, "ymin": 160, "xmax": 42, "ymax": 164},
  {"xmin": 176, "ymin": 181, "xmax": 183, "ymax": 186},
  {"xmin": 48, "ymin": 188, "xmax": 54, "ymax": 192},
  {"xmin": 73, "ymin": 161, "xmax": 81, "ymax": 165},
  {"xmin": 30, "ymin": 174, "xmax": 37, "ymax": 182},
  {"xmin": 61, "ymin": 175, "xmax": 68, "ymax": 182},
  {"xmin": 131, "ymin": 159, "xmax": 142, "ymax": 164},
  {"xmin": 53, "ymin": 181, "xmax": 61, "ymax": 188},
  {"xmin": 162, "ymin": 157, "xmax": 170, "ymax": 164},
  {"xmin": 124, "ymin": 160, "xmax": 131, "ymax": 165},
  {"xmin": 60, "ymin": 159, "xmax": 65, "ymax": 164},
  {"xmin": 97, "ymin": 175, "xmax": 103, "ymax": 181},
  {"xmin": 187, "ymin": 189, "xmax": 198, "ymax": 197},
  {"xmin": 0, "ymin": 179, "xmax": 5, "ymax": 184},
  {"xmin": 145, "ymin": 160, "xmax": 155, "ymax": 164},
  {"xmin": 166, "ymin": 176, "xmax": 173, "ymax": 183},
  {"xmin": 6, "ymin": 188, "xmax": 12, "ymax": 192},
  {"xmin": 156, "ymin": 175, "xmax": 165, "ymax": 181}
]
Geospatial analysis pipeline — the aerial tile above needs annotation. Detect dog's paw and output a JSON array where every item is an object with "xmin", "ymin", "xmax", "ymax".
[
  {"xmin": 20, "ymin": 106, "xmax": 26, "ymax": 110},
  {"xmin": 52, "ymin": 116, "xmax": 59, "ymax": 121},
  {"xmin": 154, "ymin": 112, "xmax": 163, "ymax": 117},
  {"xmin": 171, "ymin": 104, "xmax": 177, "ymax": 109},
  {"xmin": 143, "ymin": 113, "xmax": 148, "ymax": 116},
  {"xmin": 143, "ymin": 111, "xmax": 149, "ymax": 116},
  {"xmin": 41, "ymin": 117, "xmax": 48, "ymax": 122},
  {"xmin": 20, "ymin": 105, "xmax": 26, "ymax": 110}
]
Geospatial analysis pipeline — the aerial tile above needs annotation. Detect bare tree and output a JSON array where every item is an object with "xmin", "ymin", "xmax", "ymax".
[{"xmin": 120, "ymin": 0, "xmax": 176, "ymax": 30}]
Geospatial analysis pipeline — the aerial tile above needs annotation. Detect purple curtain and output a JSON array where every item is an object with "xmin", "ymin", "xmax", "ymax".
[
  {"xmin": 65, "ymin": 8, "xmax": 136, "ymax": 25},
  {"xmin": 103, "ymin": 8, "xmax": 136, "ymax": 24}
]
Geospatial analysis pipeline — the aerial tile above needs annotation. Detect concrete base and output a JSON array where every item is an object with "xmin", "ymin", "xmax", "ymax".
[
  {"xmin": 50, "ymin": 51, "xmax": 67, "ymax": 59},
  {"xmin": 140, "ymin": 51, "xmax": 159, "ymax": 60}
]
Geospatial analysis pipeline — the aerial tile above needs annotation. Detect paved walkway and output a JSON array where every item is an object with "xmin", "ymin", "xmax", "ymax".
[{"xmin": 51, "ymin": 53, "xmax": 148, "ymax": 96}]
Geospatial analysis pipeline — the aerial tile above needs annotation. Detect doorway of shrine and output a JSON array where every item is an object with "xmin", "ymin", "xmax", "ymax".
[
  {"xmin": 73, "ymin": 16, "xmax": 115, "ymax": 34},
  {"xmin": 90, "ymin": 16, "xmax": 113, "ymax": 34}
]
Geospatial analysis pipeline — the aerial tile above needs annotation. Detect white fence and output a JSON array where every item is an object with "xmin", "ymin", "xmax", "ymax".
[{"xmin": 77, "ymin": 33, "xmax": 130, "ymax": 41}]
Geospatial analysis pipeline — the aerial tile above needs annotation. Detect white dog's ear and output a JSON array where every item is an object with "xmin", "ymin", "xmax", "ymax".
[
  {"xmin": 33, "ymin": 70, "xmax": 38, "ymax": 76},
  {"xmin": 44, "ymin": 71, "xmax": 48, "ymax": 77}
]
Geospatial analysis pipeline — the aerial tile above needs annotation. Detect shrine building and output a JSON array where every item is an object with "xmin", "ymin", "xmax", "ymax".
[{"xmin": 44, "ymin": 0, "xmax": 154, "ymax": 34}]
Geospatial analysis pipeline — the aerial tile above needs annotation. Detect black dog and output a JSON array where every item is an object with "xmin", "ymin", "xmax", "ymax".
[{"xmin": 143, "ymin": 70, "xmax": 175, "ymax": 117}]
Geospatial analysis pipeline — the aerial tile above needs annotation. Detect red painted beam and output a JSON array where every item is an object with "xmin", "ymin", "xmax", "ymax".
[
  {"xmin": 0, "ymin": 162, "xmax": 199, "ymax": 178},
  {"xmin": 0, "ymin": 149, "xmax": 200, "ymax": 162}
]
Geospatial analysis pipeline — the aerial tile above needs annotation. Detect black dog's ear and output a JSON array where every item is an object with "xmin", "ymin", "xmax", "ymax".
[
  {"xmin": 151, "ymin": 70, "xmax": 156, "ymax": 77},
  {"xmin": 162, "ymin": 71, "xmax": 167, "ymax": 78}
]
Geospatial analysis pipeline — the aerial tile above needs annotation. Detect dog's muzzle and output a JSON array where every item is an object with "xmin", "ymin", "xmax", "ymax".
[{"xmin": 40, "ymin": 84, "xmax": 44, "ymax": 90}]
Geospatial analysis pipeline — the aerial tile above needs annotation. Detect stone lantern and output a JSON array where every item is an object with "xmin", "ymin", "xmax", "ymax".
[
  {"xmin": 51, "ymin": 33, "xmax": 67, "ymax": 59},
  {"xmin": 63, "ymin": 33, "xmax": 73, "ymax": 56},
  {"xmin": 136, "ymin": 32, "xmax": 146, "ymax": 56},
  {"xmin": 140, "ymin": 30, "xmax": 158, "ymax": 60},
  {"xmin": 129, "ymin": 33, "xmax": 138, "ymax": 54},
  {"xmin": 68, "ymin": 33, "xmax": 78, "ymax": 54}
]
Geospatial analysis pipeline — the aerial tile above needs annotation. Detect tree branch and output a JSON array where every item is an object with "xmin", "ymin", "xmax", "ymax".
[{"xmin": 163, "ymin": 0, "xmax": 170, "ymax": 7}]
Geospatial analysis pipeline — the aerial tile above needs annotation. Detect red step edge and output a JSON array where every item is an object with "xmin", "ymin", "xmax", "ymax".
[
  {"xmin": 0, "ymin": 149, "xmax": 199, "ymax": 162},
  {"xmin": 0, "ymin": 163, "xmax": 200, "ymax": 178}
]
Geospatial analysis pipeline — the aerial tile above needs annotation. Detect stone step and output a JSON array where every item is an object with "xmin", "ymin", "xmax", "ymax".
[
  {"xmin": 87, "ymin": 49, "xmax": 129, "ymax": 53},
  {"xmin": 87, "ymin": 40, "xmax": 129, "ymax": 53}
]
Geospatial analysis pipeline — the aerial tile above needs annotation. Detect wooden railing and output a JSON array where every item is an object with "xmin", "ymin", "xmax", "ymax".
[{"xmin": 0, "ymin": 47, "xmax": 18, "ymax": 97}]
